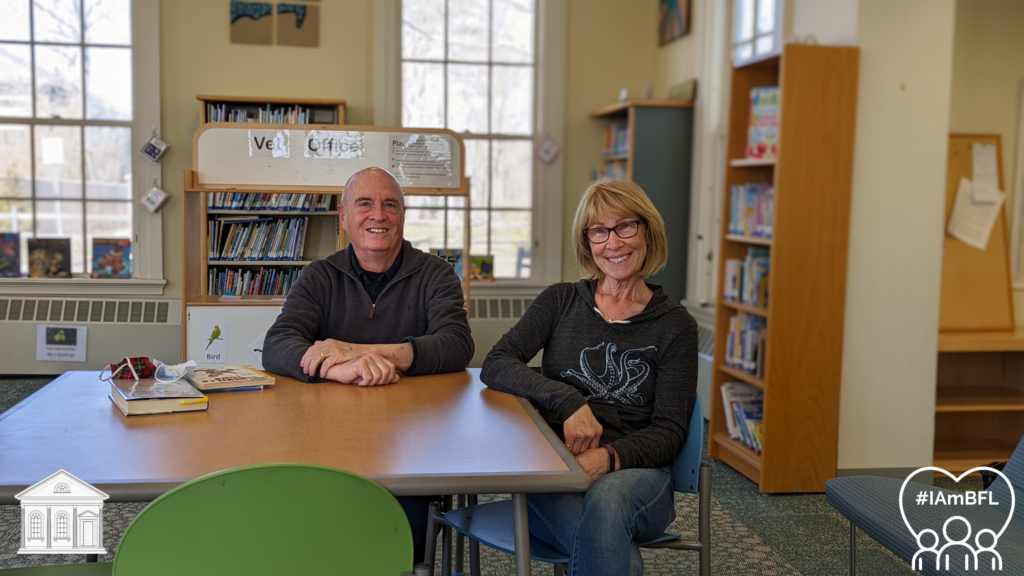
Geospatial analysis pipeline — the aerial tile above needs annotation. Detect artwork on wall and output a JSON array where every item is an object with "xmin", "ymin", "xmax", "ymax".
[
  {"xmin": 659, "ymin": 0, "xmax": 690, "ymax": 45},
  {"xmin": 278, "ymin": 4, "xmax": 320, "ymax": 47},
  {"xmin": 230, "ymin": 1, "xmax": 273, "ymax": 45}
]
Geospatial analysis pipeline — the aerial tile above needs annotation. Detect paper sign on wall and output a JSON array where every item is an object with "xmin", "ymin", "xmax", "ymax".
[
  {"xmin": 389, "ymin": 134, "xmax": 453, "ymax": 187},
  {"xmin": 201, "ymin": 321, "xmax": 228, "ymax": 364},
  {"xmin": 36, "ymin": 325, "xmax": 87, "ymax": 363}
]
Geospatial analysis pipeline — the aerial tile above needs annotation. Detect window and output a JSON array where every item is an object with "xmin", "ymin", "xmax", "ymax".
[
  {"xmin": 55, "ymin": 512, "xmax": 68, "ymax": 538},
  {"xmin": 400, "ymin": 0, "xmax": 536, "ymax": 280},
  {"xmin": 29, "ymin": 511, "xmax": 42, "ymax": 538},
  {"xmin": 53, "ymin": 482, "xmax": 70, "ymax": 493},
  {"xmin": 732, "ymin": 0, "xmax": 782, "ymax": 64}
]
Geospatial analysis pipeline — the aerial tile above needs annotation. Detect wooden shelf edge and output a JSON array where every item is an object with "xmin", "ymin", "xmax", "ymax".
[
  {"xmin": 730, "ymin": 158, "xmax": 776, "ymax": 167},
  {"xmin": 725, "ymin": 234, "xmax": 773, "ymax": 246},
  {"xmin": 589, "ymin": 99, "xmax": 693, "ymax": 118},
  {"xmin": 713, "ymin": 431, "xmax": 762, "ymax": 468},
  {"xmin": 718, "ymin": 365, "xmax": 765, "ymax": 389},
  {"xmin": 934, "ymin": 439, "xmax": 1016, "ymax": 473},
  {"xmin": 720, "ymin": 300, "xmax": 769, "ymax": 318},
  {"xmin": 186, "ymin": 296, "xmax": 287, "ymax": 306},
  {"xmin": 938, "ymin": 327, "xmax": 1024, "ymax": 352},
  {"xmin": 197, "ymin": 95, "xmax": 347, "ymax": 106},
  {"xmin": 935, "ymin": 385, "xmax": 1024, "ymax": 412},
  {"xmin": 602, "ymin": 154, "xmax": 630, "ymax": 161}
]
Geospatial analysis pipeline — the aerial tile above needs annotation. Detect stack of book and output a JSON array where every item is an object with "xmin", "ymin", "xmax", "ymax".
[
  {"xmin": 208, "ymin": 192, "xmax": 332, "ymax": 212},
  {"xmin": 108, "ymin": 378, "xmax": 208, "ymax": 416},
  {"xmin": 723, "ymin": 247, "xmax": 770, "ymax": 308},
  {"xmin": 209, "ymin": 217, "xmax": 309, "ymax": 262},
  {"xmin": 208, "ymin": 266, "xmax": 302, "ymax": 296},
  {"xmin": 603, "ymin": 123, "xmax": 630, "ymax": 157},
  {"xmin": 725, "ymin": 311, "xmax": 766, "ymax": 379},
  {"xmin": 721, "ymin": 382, "xmax": 763, "ymax": 452},
  {"xmin": 207, "ymin": 103, "xmax": 313, "ymax": 124},
  {"xmin": 188, "ymin": 366, "xmax": 276, "ymax": 392},
  {"xmin": 729, "ymin": 183, "xmax": 774, "ymax": 238}
]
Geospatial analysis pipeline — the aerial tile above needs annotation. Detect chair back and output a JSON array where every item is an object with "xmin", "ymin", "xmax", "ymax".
[
  {"xmin": 671, "ymin": 394, "xmax": 705, "ymax": 494},
  {"xmin": 112, "ymin": 463, "xmax": 412, "ymax": 576}
]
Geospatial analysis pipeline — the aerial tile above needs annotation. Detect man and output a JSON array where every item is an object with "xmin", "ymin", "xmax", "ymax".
[{"xmin": 262, "ymin": 166, "xmax": 473, "ymax": 563}]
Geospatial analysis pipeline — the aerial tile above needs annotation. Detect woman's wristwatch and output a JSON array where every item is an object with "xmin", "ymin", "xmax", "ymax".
[{"xmin": 602, "ymin": 444, "xmax": 617, "ymax": 473}]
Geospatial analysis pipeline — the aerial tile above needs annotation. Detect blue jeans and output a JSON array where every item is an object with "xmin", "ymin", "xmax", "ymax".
[{"xmin": 527, "ymin": 467, "xmax": 676, "ymax": 576}]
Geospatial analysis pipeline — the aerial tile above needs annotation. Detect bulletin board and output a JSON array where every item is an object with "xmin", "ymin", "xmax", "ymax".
[{"xmin": 939, "ymin": 134, "xmax": 1015, "ymax": 331}]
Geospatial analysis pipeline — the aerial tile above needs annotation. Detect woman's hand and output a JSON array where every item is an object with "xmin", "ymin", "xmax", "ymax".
[
  {"xmin": 578, "ymin": 448, "xmax": 610, "ymax": 482},
  {"xmin": 564, "ymin": 404, "xmax": 603, "ymax": 456}
]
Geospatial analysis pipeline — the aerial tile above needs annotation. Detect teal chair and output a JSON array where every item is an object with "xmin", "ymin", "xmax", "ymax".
[{"xmin": 435, "ymin": 396, "xmax": 710, "ymax": 576}]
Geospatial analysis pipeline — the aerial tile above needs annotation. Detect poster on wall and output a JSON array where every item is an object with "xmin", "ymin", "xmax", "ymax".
[
  {"xmin": 201, "ymin": 322, "xmax": 229, "ymax": 365},
  {"xmin": 35, "ymin": 325, "xmax": 87, "ymax": 363},
  {"xmin": 658, "ymin": 0, "xmax": 690, "ymax": 45}
]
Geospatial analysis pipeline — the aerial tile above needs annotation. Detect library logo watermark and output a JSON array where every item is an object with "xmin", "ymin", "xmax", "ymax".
[
  {"xmin": 899, "ymin": 466, "xmax": 1014, "ymax": 571},
  {"xmin": 15, "ymin": 470, "xmax": 108, "ymax": 555}
]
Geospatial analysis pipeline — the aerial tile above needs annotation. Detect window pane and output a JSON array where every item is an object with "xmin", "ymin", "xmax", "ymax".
[
  {"xmin": 402, "ymin": 62, "xmax": 444, "ymax": 128},
  {"xmin": 406, "ymin": 195, "xmax": 445, "ymax": 208},
  {"xmin": 755, "ymin": 35, "xmax": 773, "ymax": 55},
  {"xmin": 0, "ymin": 0, "xmax": 31, "ymax": 41},
  {"xmin": 470, "ymin": 208, "xmax": 487, "ymax": 254},
  {"xmin": 756, "ymin": 0, "xmax": 775, "ymax": 34},
  {"xmin": 0, "ymin": 199, "xmax": 32, "ymax": 233},
  {"xmin": 448, "ymin": 207, "xmax": 465, "ymax": 248},
  {"xmin": 0, "ymin": 124, "xmax": 32, "ymax": 198},
  {"xmin": 734, "ymin": 0, "xmax": 754, "ymax": 42},
  {"xmin": 35, "ymin": 199, "xmax": 84, "ymax": 273},
  {"xmin": 735, "ymin": 42, "xmax": 753, "ymax": 62},
  {"xmin": 33, "ymin": 0, "xmax": 82, "ymax": 43},
  {"xmin": 85, "ymin": 126, "xmax": 130, "ymax": 199},
  {"xmin": 0, "ymin": 44, "xmax": 32, "ymax": 117},
  {"xmin": 34, "ymin": 124, "xmax": 81, "ymax": 198},
  {"xmin": 447, "ymin": 63, "xmax": 487, "ymax": 133},
  {"xmin": 449, "ymin": 195, "xmax": 465, "ymax": 208},
  {"xmin": 491, "ymin": 209, "xmax": 530, "ymax": 278},
  {"xmin": 491, "ymin": 139, "xmax": 531, "ymax": 208},
  {"xmin": 35, "ymin": 44, "xmax": 82, "ymax": 119},
  {"xmin": 401, "ymin": 0, "xmax": 444, "ymax": 61},
  {"xmin": 464, "ymin": 139, "xmax": 488, "ymax": 208},
  {"xmin": 404, "ymin": 207, "xmax": 445, "ymax": 251},
  {"xmin": 491, "ymin": 65, "xmax": 532, "ymax": 135},
  {"xmin": 86, "ymin": 201, "xmax": 131, "ymax": 263},
  {"xmin": 84, "ymin": 0, "xmax": 130, "ymax": 45},
  {"xmin": 493, "ymin": 0, "xmax": 534, "ymax": 63},
  {"xmin": 448, "ymin": 0, "xmax": 488, "ymax": 63},
  {"xmin": 85, "ymin": 47, "xmax": 131, "ymax": 120}
]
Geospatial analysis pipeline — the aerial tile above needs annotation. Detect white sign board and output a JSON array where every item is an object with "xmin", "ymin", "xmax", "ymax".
[
  {"xmin": 200, "ymin": 321, "xmax": 228, "ymax": 364},
  {"xmin": 35, "ymin": 325, "xmax": 87, "ymax": 362}
]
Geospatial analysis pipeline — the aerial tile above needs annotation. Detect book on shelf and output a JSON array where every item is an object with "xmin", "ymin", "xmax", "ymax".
[
  {"xmin": 207, "ymin": 102, "xmax": 313, "ymax": 124},
  {"xmin": 208, "ymin": 266, "xmax": 303, "ymax": 296},
  {"xmin": 108, "ymin": 378, "xmax": 208, "ymax": 416},
  {"xmin": 721, "ymin": 382, "xmax": 763, "ymax": 440},
  {"xmin": 603, "ymin": 123, "xmax": 630, "ymax": 157},
  {"xmin": 208, "ymin": 217, "xmax": 309, "ymax": 262},
  {"xmin": 746, "ymin": 86, "xmax": 779, "ymax": 160},
  {"xmin": 736, "ymin": 403, "xmax": 764, "ymax": 452},
  {"xmin": 90, "ymin": 238, "xmax": 132, "ymax": 279},
  {"xmin": 429, "ymin": 248, "xmax": 463, "ymax": 278},
  {"xmin": 207, "ymin": 192, "xmax": 332, "ymax": 212},
  {"xmin": 188, "ymin": 365, "xmax": 276, "ymax": 391},
  {"xmin": 726, "ymin": 311, "xmax": 766, "ymax": 379},
  {"xmin": 729, "ymin": 183, "xmax": 774, "ymax": 238},
  {"xmin": 27, "ymin": 238, "xmax": 71, "ymax": 278},
  {"xmin": 724, "ymin": 247, "xmax": 770, "ymax": 308},
  {"xmin": 0, "ymin": 232, "xmax": 20, "ymax": 277},
  {"xmin": 594, "ymin": 159, "xmax": 628, "ymax": 182}
]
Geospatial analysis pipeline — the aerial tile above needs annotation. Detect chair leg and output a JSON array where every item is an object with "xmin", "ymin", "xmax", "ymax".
[
  {"xmin": 442, "ymin": 495, "xmax": 453, "ymax": 576},
  {"xmin": 454, "ymin": 495, "xmax": 466, "ymax": 576},
  {"xmin": 698, "ymin": 462, "xmax": 712, "ymax": 576},
  {"xmin": 424, "ymin": 501, "xmax": 443, "ymax": 575},
  {"xmin": 468, "ymin": 494, "xmax": 481, "ymax": 576},
  {"xmin": 849, "ymin": 520, "xmax": 856, "ymax": 575},
  {"xmin": 553, "ymin": 564, "xmax": 566, "ymax": 576}
]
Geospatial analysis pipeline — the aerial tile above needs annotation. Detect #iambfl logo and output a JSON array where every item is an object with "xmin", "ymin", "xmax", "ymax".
[{"xmin": 899, "ymin": 466, "xmax": 1015, "ymax": 571}]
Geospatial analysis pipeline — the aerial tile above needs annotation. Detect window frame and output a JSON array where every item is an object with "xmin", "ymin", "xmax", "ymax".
[
  {"xmin": 375, "ymin": 0, "xmax": 565, "ymax": 290},
  {"xmin": 0, "ymin": 0, "xmax": 165, "ymax": 296},
  {"xmin": 731, "ymin": 0, "xmax": 784, "ymax": 66}
]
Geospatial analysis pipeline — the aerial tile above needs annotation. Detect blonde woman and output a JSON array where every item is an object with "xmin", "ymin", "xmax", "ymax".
[{"xmin": 481, "ymin": 180, "xmax": 698, "ymax": 575}]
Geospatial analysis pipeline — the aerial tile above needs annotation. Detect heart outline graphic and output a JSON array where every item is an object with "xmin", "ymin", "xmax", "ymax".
[{"xmin": 898, "ymin": 466, "xmax": 1016, "ymax": 542}]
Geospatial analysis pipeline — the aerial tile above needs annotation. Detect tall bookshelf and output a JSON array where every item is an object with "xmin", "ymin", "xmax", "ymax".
[
  {"xmin": 589, "ymin": 100, "xmax": 694, "ymax": 302},
  {"xmin": 709, "ymin": 45, "xmax": 860, "ymax": 493},
  {"xmin": 197, "ymin": 95, "xmax": 346, "ymax": 125}
]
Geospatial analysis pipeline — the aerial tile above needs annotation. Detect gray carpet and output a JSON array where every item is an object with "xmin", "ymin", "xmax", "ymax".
[{"xmin": 0, "ymin": 378, "xmax": 979, "ymax": 574}]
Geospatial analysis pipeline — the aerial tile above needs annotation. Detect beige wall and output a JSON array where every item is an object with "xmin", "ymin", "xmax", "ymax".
[
  {"xmin": 561, "ymin": 0, "xmax": 698, "ymax": 281},
  {"xmin": 158, "ymin": 0, "xmax": 375, "ymax": 299}
]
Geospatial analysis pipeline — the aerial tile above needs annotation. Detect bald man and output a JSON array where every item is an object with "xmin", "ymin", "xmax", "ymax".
[{"xmin": 262, "ymin": 167, "xmax": 473, "ymax": 562}]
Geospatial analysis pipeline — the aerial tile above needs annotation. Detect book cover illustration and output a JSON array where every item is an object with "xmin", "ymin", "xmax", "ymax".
[
  {"xmin": 188, "ymin": 365, "xmax": 275, "ymax": 390},
  {"xmin": 27, "ymin": 238, "xmax": 71, "ymax": 278},
  {"xmin": 746, "ymin": 86, "xmax": 779, "ymax": 160},
  {"xmin": 0, "ymin": 232, "xmax": 20, "ymax": 277},
  {"xmin": 429, "ymin": 248, "xmax": 463, "ymax": 279},
  {"xmin": 469, "ymin": 255, "xmax": 495, "ymax": 282},
  {"xmin": 91, "ymin": 238, "xmax": 132, "ymax": 278}
]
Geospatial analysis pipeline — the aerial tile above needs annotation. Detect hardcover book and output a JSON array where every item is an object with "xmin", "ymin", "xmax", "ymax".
[
  {"xmin": 469, "ymin": 255, "xmax": 495, "ymax": 282},
  {"xmin": 429, "ymin": 248, "xmax": 463, "ymax": 279},
  {"xmin": 0, "ymin": 232, "xmax": 20, "ymax": 277},
  {"xmin": 27, "ymin": 238, "xmax": 72, "ymax": 278},
  {"xmin": 188, "ymin": 365, "xmax": 276, "ymax": 391},
  {"xmin": 108, "ymin": 378, "xmax": 208, "ymax": 416},
  {"xmin": 91, "ymin": 238, "xmax": 132, "ymax": 278}
]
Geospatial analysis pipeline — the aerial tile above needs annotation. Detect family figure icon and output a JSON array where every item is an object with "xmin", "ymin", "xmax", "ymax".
[{"xmin": 911, "ymin": 517, "xmax": 1003, "ymax": 571}]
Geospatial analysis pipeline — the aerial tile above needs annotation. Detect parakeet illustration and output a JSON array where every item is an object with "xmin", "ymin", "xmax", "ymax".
[
  {"xmin": 205, "ymin": 325, "xmax": 222, "ymax": 350},
  {"xmin": 53, "ymin": 330, "xmax": 66, "ymax": 344}
]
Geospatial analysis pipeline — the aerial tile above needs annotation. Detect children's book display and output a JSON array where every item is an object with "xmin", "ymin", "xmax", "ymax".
[
  {"xmin": 108, "ymin": 378, "xmax": 208, "ymax": 416},
  {"xmin": 746, "ymin": 86, "xmax": 779, "ymax": 160},
  {"xmin": 0, "ymin": 233, "xmax": 19, "ymax": 277},
  {"xmin": 721, "ymin": 382, "xmax": 764, "ymax": 452},
  {"xmin": 188, "ymin": 365, "xmax": 276, "ymax": 391},
  {"xmin": 429, "ymin": 248, "xmax": 463, "ymax": 278},
  {"xmin": 91, "ymin": 238, "xmax": 132, "ymax": 278},
  {"xmin": 27, "ymin": 238, "xmax": 72, "ymax": 278},
  {"xmin": 469, "ymin": 255, "xmax": 495, "ymax": 281}
]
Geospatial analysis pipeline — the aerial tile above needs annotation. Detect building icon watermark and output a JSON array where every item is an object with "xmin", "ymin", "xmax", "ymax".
[{"xmin": 16, "ymin": 469, "xmax": 108, "ymax": 555}]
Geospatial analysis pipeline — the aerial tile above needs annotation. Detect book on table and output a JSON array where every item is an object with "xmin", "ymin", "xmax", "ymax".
[
  {"xmin": 187, "ymin": 365, "xmax": 276, "ymax": 391},
  {"xmin": 108, "ymin": 378, "xmax": 208, "ymax": 416}
]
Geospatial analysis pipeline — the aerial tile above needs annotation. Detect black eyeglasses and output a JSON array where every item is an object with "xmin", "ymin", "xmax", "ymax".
[{"xmin": 585, "ymin": 220, "xmax": 642, "ymax": 244}]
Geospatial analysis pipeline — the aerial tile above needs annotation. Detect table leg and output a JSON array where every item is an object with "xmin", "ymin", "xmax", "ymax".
[{"xmin": 512, "ymin": 493, "xmax": 531, "ymax": 576}]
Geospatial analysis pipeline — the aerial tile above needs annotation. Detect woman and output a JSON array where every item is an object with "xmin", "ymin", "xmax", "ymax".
[{"xmin": 481, "ymin": 180, "xmax": 698, "ymax": 576}]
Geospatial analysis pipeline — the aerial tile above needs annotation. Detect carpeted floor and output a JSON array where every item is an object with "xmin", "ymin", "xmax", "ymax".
[{"xmin": 0, "ymin": 378, "xmax": 972, "ymax": 574}]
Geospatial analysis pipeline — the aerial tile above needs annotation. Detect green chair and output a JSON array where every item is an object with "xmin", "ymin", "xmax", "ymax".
[{"xmin": 111, "ymin": 463, "xmax": 413, "ymax": 576}]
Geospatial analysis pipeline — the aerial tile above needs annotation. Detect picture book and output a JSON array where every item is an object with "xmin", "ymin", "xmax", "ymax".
[
  {"xmin": 108, "ymin": 378, "xmax": 208, "ymax": 416},
  {"xmin": 720, "ymin": 382, "xmax": 763, "ymax": 441},
  {"xmin": 27, "ymin": 238, "xmax": 72, "ymax": 278},
  {"xmin": 91, "ymin": 238, "xmax": 132, "ymax": 278},
  {"xmin": 469, "ymin": 254, "xmax": 495, "ymax": 282},
  {"xmin": 0, "ymin": 232, "xmax": 20, "ymax": 277},
  {"xmin": 746, "ymin": 86, "xmax": 779, "ymax": 160},
  {"xmin": 429, "ymin": 248, "xmax": 463, "ymax": 279},
  {"xmin": 188, "ymin": 365, "xmax": 276, "ymax": 391}
]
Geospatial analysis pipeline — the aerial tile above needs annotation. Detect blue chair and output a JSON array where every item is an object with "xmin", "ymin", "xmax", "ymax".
[
  {"xmin": 827, "ymin": 435, "xmax": 1024, "ymax": 575},
  {"xmin": 433, "ymin": 396, "xmax": 710, "ymax": 576}
]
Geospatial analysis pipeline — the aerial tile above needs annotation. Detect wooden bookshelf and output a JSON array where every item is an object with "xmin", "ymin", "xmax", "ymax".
[
  {"xmin": 589, "ymin": 100, "xmax": 694, "ymax": 302},
  {"xmin": 197, "ymin": 95, "xmax": 346, "ymax": 125},
  {"xmin": 709, "ymin": 45, "xmax": 860, "ymax": 493}
]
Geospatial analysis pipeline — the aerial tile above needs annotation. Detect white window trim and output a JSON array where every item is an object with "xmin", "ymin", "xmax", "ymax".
[
  {"xmin": 374, "ymin": 0, "xmax": 565, "ymax": 291},
  {"xmin": 0, "ymin": 0, "xmax": 164, "ymax": 297},
  {"xmin": 731, "ymin": 0, "xmax": 785, "ymax": 66}
]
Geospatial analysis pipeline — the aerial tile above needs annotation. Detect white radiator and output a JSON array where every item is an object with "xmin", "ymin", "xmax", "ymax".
[
  {"xmin": 0, "ymin": 298, "xmax": 182, "ymax": 375},
  {"xmin": 468, "ymin": 296, "xmax": 541, "ymax": 368}
]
